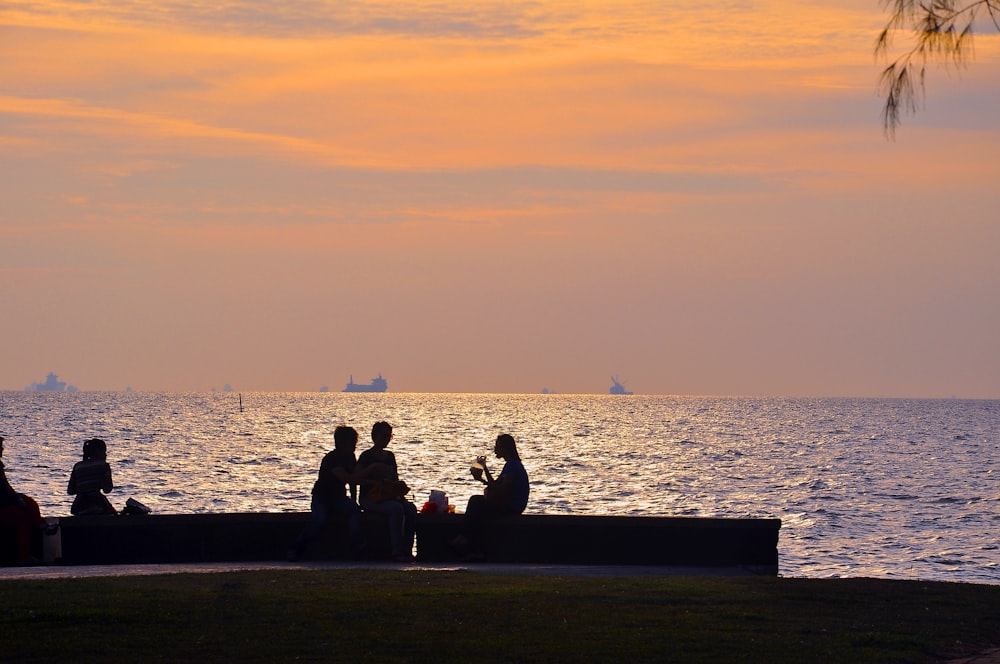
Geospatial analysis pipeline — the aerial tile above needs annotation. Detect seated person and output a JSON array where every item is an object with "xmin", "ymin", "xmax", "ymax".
[
  {"xmin": 0, "ymin": 436, "xmax": 44, "ymax": 564},
  {"xmin": 67, "ymin": 438, "xmax": 116, "ymax": 516},
  {"xmin": 358, "ymin": 421, "xmax": 417, "ymax": 562},
  {"xmin": 451, "ymin": 433, "xmax": 529, "ymax": 560}
]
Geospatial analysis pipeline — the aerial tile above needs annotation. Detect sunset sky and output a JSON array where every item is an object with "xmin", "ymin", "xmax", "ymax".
[{"xmin": 2, "ymin": 1, "xmax": 998, "ymax": 397}]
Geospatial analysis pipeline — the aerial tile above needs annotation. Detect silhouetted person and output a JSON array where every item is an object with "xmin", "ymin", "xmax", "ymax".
[
  {"xmin": 358, "ymin": 421, "xmax": 417, "ymax": 562},
  {"xmin": 67, "ymin": 438, "xmax": 116, "ymax": 515},
  {"xmin": 0, "ymin": 436, "xmax": 44, "ymax": 564},
  {"xmin": 289, "ymin": 426, "xmax": 376, "ymax": 561},
  {"xmin": 451, "ymin": 433, "xmax": 529, "ymax": 560}
]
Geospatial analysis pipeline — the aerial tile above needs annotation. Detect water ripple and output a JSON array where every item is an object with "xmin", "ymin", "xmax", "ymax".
[{"xmin": 0, "ymin": 392, "xmax": 997, "ymax": 584}]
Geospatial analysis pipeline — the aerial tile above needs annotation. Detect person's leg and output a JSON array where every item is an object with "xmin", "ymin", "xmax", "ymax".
[
  {"xmin": 288, "ymin": 496, "xmax": 328, "ymax": 560},
  {"xmin": 462, "ymin": 494, "xmax": 489, "ymax": 542},
  {"xmin": 458, "ymin": 495, "xmax": 506, "ymax": 557},
  {"xmin": 402, "ymin": 500, "xmax": 417, "ymax": 558},
  {"xmin": 384, "ymin": 500, "xmax": 407, "ymax": 557},
  {"xmin": 334, "ymin": 495, "xmax": 363, "ymax": 556},
  {"xmin": 360, "ymin": 497, "xmax": 406, "ymax": 558},
  {"xmin": 15, "ymin": 495, "xmax": 42, "ymax": 563},
  {"xmin": 0, "ymin": 504, "xmax": 33, "ymax": 563}
]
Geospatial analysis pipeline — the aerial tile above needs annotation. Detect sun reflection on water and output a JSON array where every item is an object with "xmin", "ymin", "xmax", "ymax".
[{"xmin": 0, "ymin": 392, "xmax": 997, "ymax": 583}]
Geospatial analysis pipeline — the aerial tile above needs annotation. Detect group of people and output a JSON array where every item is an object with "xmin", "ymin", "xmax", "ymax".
[
  {"xmin": 289, "ymin": 423, "xmax": 530, "ymax": 562},
  {"xmin": 1, "ymin": 435, "xmax": 113, "ymax": 563},
  {"xmin": 1, "ymin": 423, "xmax": 530, "ymax": 565}
]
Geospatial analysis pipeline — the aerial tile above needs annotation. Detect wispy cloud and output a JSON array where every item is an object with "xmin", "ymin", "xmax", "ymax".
[
  {"xmin": 5, "ymin": 1, "xmax": 549, "ymax": 39},
  {"xmin": 4, "ymin": 1, "xmax": 880, "ymax": 62},
  {"xmin": 0, "ymin": 95, "xmax": 373, "ymax": 164}
]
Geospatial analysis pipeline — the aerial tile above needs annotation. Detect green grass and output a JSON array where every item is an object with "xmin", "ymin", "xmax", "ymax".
[{"xmin": 1, "ymin": 571, "xmax": 997, "ymax": 662}]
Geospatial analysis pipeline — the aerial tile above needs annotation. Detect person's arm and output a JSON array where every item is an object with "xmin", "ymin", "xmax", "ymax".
[
  {"xmin": 387, "ymin": 452, "xmax": 400, "ymax": 482},
  {"xmin": 355, "ymin": 462, "xmax": 387, "ymax": 487},
  {"xmin": 484, "ymin": 473, "xmax": 512, "ymax": 506},
  {"xmin": 332, "ymin": 461, "xmax": 385, "ymax": 487},
  {"xmin": 475, "ymin": 456, "xmax": 496, "ymax": 486},
  {"xmin": 102, "ymin": 465, "xmax": 114, "ymax": 493},
  {"xmin": 328, "ymin": 466, "xmax": 351, "ymax": 485}
]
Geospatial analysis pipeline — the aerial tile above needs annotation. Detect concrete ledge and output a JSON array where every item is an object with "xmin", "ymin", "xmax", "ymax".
[
  {"xmin": 58, "ymin": 512, "xmax": 392, "ymax": 565},
  {"xmin": 51, "ymin": 512, "xmax": 780, "ymax": 574},
  {"xmin": 416, "ymin": 514, "xmax": 781, "ymax": 575}
]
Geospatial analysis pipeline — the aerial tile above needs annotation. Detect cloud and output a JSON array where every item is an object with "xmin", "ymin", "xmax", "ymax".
[
  {"xmin": 0, "ymin": 95, "xmax": 365, "ymax": 161},
  {"xmin": 5, "ymin": 1, "xmax": 549, "ymax": 39},
  {"xmin": 2, "ymin": 0, "xmax": 998, "ymax": 396},
  {"xmin": 5, "ymin": 1, "xmax": 884, "ymax": 65}
]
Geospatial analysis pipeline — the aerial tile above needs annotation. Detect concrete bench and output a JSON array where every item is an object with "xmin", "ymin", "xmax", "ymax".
[
  {"xmin": 416, "ymin": 513, "xmax": 781, "ymax": 575},
  {"xmin": 57, "ymin": 512, "xmax": 392, "ymax": 565},
  {"xmin": 52, "ymin": 512, "xmax": 780, "ymax": 574},
  {"xmin": 1, "ymin": 520, "xmax": 57, "ymax": 566}
]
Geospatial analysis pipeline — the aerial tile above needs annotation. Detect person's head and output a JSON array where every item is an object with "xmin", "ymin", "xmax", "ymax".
[
  {"xmin": 333, "ymin": 426, "xmax": 359, "ymax": 452},
  {"xmin": 371, "ymin": 421, "xmax": 393, "ymax": 448},
  {"xmin": 494, "ymin": 433, "xmax": 519, "ymax": 460},
  {"xmin": 82, "ymin": 438, "xmax": 107, "ymax": 461}
]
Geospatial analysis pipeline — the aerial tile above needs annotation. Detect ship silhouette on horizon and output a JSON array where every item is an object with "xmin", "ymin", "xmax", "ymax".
[
  {"xmin": 25, "ymin": 372, "xmax": 78, "ymax": 392},
  {"xmin": 343, "ymin": 373, "xmax": 388, "ymax": 393},
  {"xmin": 609, "ymin": 375, "xmax": 633, "ymax": 395}
]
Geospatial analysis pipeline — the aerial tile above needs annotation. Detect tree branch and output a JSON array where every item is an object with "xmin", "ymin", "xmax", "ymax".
[{"xmin": 875, "ymin": 0, "xmax": 999, "ymax": 137}]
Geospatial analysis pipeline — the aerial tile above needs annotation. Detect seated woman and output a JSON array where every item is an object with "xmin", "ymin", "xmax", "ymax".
[
  {"xmin": 67, "ymin": 438, "xmax": 116, "ymax": 516},
  {"xmin": 0, "ymin": 436, "xmax": 44, "ymax": 564},
  {"xmin": 451, "ymin": 433, "xmax": 530, "ymax": 560},
  {"xmin": 358, "ymin": 421, "xmax": 417, "ymax": 562}
]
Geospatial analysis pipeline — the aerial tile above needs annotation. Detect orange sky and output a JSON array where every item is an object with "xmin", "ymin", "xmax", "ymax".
[{"xmin": 2, "ymin": 1, "xmax": 998, "ymax": 396}]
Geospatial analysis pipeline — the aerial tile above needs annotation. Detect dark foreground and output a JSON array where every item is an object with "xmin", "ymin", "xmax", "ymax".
[{"xmin": 0, "ymin": 569, "xmax": 997, "ymax": 663}]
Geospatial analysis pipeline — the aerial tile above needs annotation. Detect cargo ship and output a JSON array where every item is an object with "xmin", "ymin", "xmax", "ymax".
[
  {"xmin": 343, "ymin": 373, "xmax": 388, "ymax": 393},
  {"xmin": 25, "ymin": 372, "xmax": 77, "ymax": 392}
]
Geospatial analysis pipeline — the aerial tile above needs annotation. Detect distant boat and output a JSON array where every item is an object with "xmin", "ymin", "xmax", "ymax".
[
  {"xmin": 609, "ymin": 375, "xmax": 633, "ymax": 395},
  {"xmin": 25, "ymin": 372, "xmax": 77, "ymax": 392},
  {"xmin": 343, "ymin": 373, "xmax": 388, "ymax": 393}
]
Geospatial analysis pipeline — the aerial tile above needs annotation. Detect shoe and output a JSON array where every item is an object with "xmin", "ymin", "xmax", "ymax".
[{"xmin": 391, "ymin": 553, "xmax": 415, "ymax": 563}]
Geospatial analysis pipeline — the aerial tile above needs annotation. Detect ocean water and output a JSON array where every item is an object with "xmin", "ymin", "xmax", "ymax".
[{"xmin": 0, "ymin": 392, "xmax": 997, "ymax": 583}]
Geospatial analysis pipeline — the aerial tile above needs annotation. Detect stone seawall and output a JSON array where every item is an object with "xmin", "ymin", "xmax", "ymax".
[{"xmin": 42, "ymin": 512, "xmax": 780, "ymax": 574}]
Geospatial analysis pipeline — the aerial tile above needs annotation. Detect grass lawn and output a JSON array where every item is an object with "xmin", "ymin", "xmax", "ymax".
[{"xmin": 1, "ymin": 570, "xmax": 998, "ymax": 662}]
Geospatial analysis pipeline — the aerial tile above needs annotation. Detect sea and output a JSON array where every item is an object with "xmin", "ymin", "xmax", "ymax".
[{"xmin": 1, "ymin": 392, "xmax": 996, "ymax": 584}]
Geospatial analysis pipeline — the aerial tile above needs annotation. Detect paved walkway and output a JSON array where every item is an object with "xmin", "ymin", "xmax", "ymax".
[{"xmin": 0, "ymin": 560, "xmax": 757, "ymax": 581}]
